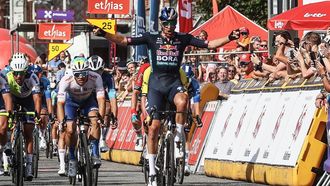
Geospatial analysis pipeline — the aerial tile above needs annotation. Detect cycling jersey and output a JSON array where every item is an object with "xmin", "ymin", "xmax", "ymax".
[
  {"xmin": 127, "ymin": 32, "xmax": 208, "ymax": 74},
  {"xmin": 134, "ymin": 63, "xmax": 150, "ymax": 91},
  {"xmin": 141, "ymin": 66, "xmax": 188, "ymax": 95},
  {"xmin": 57, "ymin": 71, "xmax": 105, "ymax": 103},
  {"xmin": 40, "ymin": 76, "xmax": 51, "ymax": 108},
  {"xmin": 101, "ymin": 72, "xmax": 116, "ymax": 100},
  {"xmin": 5, "ymin": 71, "xmax": 41, "ymax": 98}
]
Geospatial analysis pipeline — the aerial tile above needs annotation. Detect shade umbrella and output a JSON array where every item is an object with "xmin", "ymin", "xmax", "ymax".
[{"xmin": 268, "ymin": 1, "xmax": 330, "ymax": 30}]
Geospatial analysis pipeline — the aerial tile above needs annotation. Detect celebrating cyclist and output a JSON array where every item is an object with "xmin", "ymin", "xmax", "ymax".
[
  {"xmin": 4, "ymin": 53, "xmax": 42, "ymax": 180},
  {"xmin": 56, "ymin": 57, "xmax": 105, "ymax": 177},
  {"xmin": 93, "ymin": 7, "xmax": 239, "ymax": 185},
  {"xmin": 88, "ymin": 55, "xmax": 118, "ymax": 152}
]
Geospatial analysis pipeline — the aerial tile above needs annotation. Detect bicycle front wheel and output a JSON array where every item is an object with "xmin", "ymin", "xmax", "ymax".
[
  {"xmin": 13, "ymin": 133, "xmax": 24, "ymax": 186},
  {"xmin": 165, "ymin": 133, "xmax": 175, "ymax": 186},
  {"xmin": 80, "ymin": 133, "xmax": 92, "ymax": 186},
  {"xmin": 33, "ymin": 128, "xmax": 39, "ymax": 178}
]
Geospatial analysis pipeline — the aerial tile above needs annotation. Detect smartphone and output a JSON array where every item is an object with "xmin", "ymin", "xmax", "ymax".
[
  {"xmin": 293, "ymin": 38, "xmax": 300, "ymax": 49},
  {"xmin": 290, "ymin": 50, "xmax": 295, "ymax": 60},
  {"xmin": 310, "ymin": 52, "xmax": 316, "ymax": 67}
]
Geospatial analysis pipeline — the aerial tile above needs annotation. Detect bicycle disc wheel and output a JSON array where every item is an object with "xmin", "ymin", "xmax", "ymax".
[
  {"xmin": 165, "ymin": 133, "xmax": 175, "ymax": 186},
  {"xmin": 33, "ymin": 129, "xmax": 39, "ymax": 178},
  {"xmin": 176, "ymin": 146, "xmax": 186, "ymax": 184},
  {"xmin": 80, "ymin": 134, "xmax": 92, "ymax": 186},
  {"xmin": 14, "ymin": 133, "xmax": 24, "ymax": 186}
]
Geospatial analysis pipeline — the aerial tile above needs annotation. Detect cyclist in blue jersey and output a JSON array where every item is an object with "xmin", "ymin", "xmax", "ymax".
[
  {"xmin": 88, "ymin": 55, "xmax": 118, "ymax": 152},
  {"xmin": 28, "ymin": 65, "xmax": 53, "ymax": 150},
  {"xmin": 93, "ymin": 7, "xmax": 240, "ymax": 185}
]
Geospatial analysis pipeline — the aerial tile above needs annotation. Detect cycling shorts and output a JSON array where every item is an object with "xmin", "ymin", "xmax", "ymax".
[
  {"xmin": 147, "ymin": 73, "xmax": 185, "ymax": 120},
  {"xmin": 13, "ymin": 95, "xmax": 35, "ymax": 123},
  {"xmin": 64, "ymin": 96, "xmax": 98, "ymax": 121}
]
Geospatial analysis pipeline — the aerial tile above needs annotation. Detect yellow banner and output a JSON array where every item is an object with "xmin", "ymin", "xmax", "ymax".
[
  {"xmin": 86, "ymin": 19, "xmax": 116, "ymax": 34},
  {"xmin": 48, "ymin": 43, "xmax": 72, "ymax": 61}
]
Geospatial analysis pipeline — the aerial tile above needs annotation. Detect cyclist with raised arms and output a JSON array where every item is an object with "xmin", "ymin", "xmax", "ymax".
[
  {"xmin": 56, "ymin": 57, "xmax": 105, "ymax": 177},
  {"xmin": 0, "ymin": 71, "xmax": 13, "ymax": 176},
  {"xmin": 3, "ymin": 53, "xmax": 42, "ymax": 180},
  {"xmin": 93, "ymin": 7, "xmax": 240, "ymax": 186},
  {"xmin": 88, "ymin": 55, "xmax": 118, "ymax": 152}
]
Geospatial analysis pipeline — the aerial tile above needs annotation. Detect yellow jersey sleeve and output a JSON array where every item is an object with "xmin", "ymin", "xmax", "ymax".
[
  {"xmin": 141, "ymin": 67, "xmax": 189, "ymax": 95},
  {"xmin": 141, "ymin": 66, "xmax": 151, "ymax": 95}
]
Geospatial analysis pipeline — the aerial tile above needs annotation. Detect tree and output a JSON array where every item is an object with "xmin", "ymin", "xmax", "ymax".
[{"xmin": 195, "ymin": 0, "xmax": 268, "ymax": 28}]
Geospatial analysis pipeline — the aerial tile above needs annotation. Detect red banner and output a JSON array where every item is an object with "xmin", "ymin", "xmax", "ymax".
[
  {"xmin": 178, "ymin": 0, "xmax": 193, "ymax": 33},
  {"xmin": 38, "ymin": 23, "xmax": 71, "ymax": 40},
  {"xmin": 87, "ymin": 0, "xmax": 130, "ymax": 15}
]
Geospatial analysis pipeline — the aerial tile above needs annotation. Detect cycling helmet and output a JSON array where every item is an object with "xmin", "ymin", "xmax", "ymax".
[
  {"xmin": 182, "ymin": 64, "xmax": 194, "ymax": 78},
  {"xmin": 159, "ymin": 7, "xmax": 178, "ymax": 22},
  {"xmin": 88, "ymin": 55, "xmax": 104, "ymax": 71},
  {"xmin": 10, "ymin": 52, "xmax": 28, "ymax": 71},
  {"xmin": 28, "ymin": 64, "xmax": 43, "ymax": 74},
  {"xmin": 71, "ymin": 57, "xmax": 89, "ymax": 72}
]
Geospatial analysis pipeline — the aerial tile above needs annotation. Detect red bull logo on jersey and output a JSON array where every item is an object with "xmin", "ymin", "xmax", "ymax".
[{"xmin": 159, "ymin": 44, "xmax": 177, "ymax": 51}]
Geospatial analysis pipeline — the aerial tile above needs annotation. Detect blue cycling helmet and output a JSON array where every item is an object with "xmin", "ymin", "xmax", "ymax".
[
  {"xmin": 28, "ymin": 64, "xmax": 42, "ymax": 74},
  {"xmin": 182, "ymin": 64, "xmax": 194, "ymax": 78},
  {"xmin": 159, "ymin": 7, "xmax": 178, "ymax": 22}
]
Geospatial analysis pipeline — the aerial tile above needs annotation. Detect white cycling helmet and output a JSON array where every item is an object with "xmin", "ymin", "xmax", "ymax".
[
  {"xmin": 88, "ymin": 55, "xmax": 104, "ymax": 71},
  {"xmin": 10, "ymin": 52, "xmax": 28, "ymax": 71},
  {"xmin": 71, "ymin": 57, "xmax": 89, "ymax": 72}
]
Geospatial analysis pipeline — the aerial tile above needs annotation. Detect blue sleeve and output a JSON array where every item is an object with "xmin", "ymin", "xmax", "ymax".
[
  {"xmin": 187, "ymin": 33, "xmax": 208, "ymax": 48},
  {"xmin": 104, "ymin": 74, "xmax": 116, "ymax": 99},
  {"xmin": 44, "ymin": 89, "xmax": 51, "ymax": 99},
  {"xmin": 108, "ymin": 89, "xmax": 116, "ymax": 99}
]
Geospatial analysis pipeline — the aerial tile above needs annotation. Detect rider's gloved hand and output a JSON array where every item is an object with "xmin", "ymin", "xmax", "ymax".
[
  {"xmin": 49, "ymin": 114, "xmax": 55, "ymax": 123},
  {"xmin": 228, "ymin": 29, "xmax": 240, "ymax": 41},
  {"xmin": 131, "ymin": 109, "xmax": 139, "ymax": 123},
  {"xmin": 111, "ymin": 117, "xmax": 118, "ymax": 130},
  {"xmin": 93, "ymin": 26, "xmax": 107, "ymax": 37},
  {"xmin": 196, "ymin": 115, "xmax": 203, "ymax": 128},
  {"xmin": 34, "ymin": 114, "xmax": 41, "ymax": 125}
]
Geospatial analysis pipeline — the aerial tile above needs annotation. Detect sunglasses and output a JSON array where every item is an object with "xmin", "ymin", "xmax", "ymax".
[
  {"xmin": 162, "ymin": 20, "xmax": 177, "ymax": 27},
  {"xmin": 228, "ymin": 70, "xmax": 235, "ymax": 72},
  {"xmin": 13, "ymin": 71, "xmax": 26, "ymax": 76},
  {"xmin": 260, "ymin": 45, "xmax": 267, "ymax": 47},
  {"xmin": 73, "ymin": 71, "xmax": 89, "ymax": 78},
  {"xmin": 241, "ymin": 32, "xmax": 248, "ymax": 35},
  {"xmin": 240, "ymin": 62, "xmax": 250, "ymax": 67}
]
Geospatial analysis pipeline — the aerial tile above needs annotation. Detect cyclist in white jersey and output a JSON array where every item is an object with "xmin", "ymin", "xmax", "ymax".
[
  {"xmin": 3, "ymin": 53, "xmax": 42, "ymax": 180},
  {"xmin": 56, "ymin": 57, "xmax": 105, "ymax": 177},
  {"xmin": 0, "ymin": 74, "xmax": 13, "ymax": 176}
]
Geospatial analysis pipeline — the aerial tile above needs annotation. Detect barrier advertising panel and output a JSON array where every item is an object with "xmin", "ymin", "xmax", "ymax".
[{"xmin": 188, "ymin": 101, "xmax": 218, "ymax": 171}]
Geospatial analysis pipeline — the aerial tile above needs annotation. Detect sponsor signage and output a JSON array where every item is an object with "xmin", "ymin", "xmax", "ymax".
[
  {"xmin": 36, "ymin": 9, "xmax": 74, "ymax": 21},
  {"xmin": 86, "ymin": 19, "xmax": 116, "ymax": 34},
  {"xmin": 87, "ymin": 0, "xmax": 130, "ymax": 15},
  {"xmin": 38, "ymin": 23, "xmax": 72, "ymax": 40},
  {"xmin": 48, "ymin": 43, "xmax": 72, "ymax": 61}
]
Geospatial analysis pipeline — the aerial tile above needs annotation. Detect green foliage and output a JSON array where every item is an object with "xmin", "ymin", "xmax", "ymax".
[{"xmin": 195, "ymin": 0, "xmax": 267, "ymax": 28}]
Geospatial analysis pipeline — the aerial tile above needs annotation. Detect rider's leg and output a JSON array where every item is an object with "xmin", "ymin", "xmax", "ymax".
[
  {"xmin": 89, "ymin": 110, "xmax": 101, "ymax": 158},
  {"xmin": 24, "ymin": 122, "xmax": 35, "ymax": 178},
  {"xmin": 40, "ymin": 108, "xmax": 48, "ymax": 149},
  {"xmin": 64, "ymin": 121, "xmax": 77, "ymax": 160},
  {"xmin": 174, "ymin": 92, "xmax": 188, "ymax": 142},
  {"xmin": 58, "ymin": 130, "xmax": 66, "ymax": 175},
  {"xmin": 0, "ymin": 115, "xmax": 8, "ymax": 175},
  {"xmin": 147, "ymin": 119, "xmax": 161, "ymax": 176},
  {"xmin": 100, "ymin": 101, "xmax": 110, "ymax": 152},
  {"xmin": 52, "ymin": 121, "xmax": 58, "ymax": 153}
]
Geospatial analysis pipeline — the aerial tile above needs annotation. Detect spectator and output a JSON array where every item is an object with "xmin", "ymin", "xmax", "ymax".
[
  {"xmin": 206, "ymin": 67, "xmax": 217, "ymax": 83},
  {"xmin": 215, "ymin": 67, "xmax": 235, "ymax": 100},
  {"xmin": 250, "ymin": 36, "xmax": 261, "ymax": 51},
  {"xmin": 238, "ymin": 53, "xmax": 254, "ymax": 79},
  {"xmin": 48, "ymin": 51, "xmax": 67, "ymax": 72},
  {"xmin": 235, "ymin": 27, "xmax": 250, "ymax": 51},
  {"xmin": 227, "ymin": 65, "xmax": 238, "ymax": 84},
  {"xmin": 259, "ymin": 40, "xmax": 269, "ymax": 63},
  {"xmin": 199, "ymin": 30, "xmax": 208, "ymax": 41}
]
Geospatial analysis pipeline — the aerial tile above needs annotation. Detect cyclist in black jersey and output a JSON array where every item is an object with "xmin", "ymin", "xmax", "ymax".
[{"xmin": 93, "ymin": 7, "xmax": 240, "ymax": 186}]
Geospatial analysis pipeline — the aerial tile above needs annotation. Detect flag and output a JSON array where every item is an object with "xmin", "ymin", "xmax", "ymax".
[{"xmin": 178, "ymin": 0, "xmax": 192, "ymax": 33}]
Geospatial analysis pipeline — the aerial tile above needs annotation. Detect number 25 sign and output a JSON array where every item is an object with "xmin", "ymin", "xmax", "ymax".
[{"xmin": 86, "ymin": 19, "xmax": 116, "ymax": 34}]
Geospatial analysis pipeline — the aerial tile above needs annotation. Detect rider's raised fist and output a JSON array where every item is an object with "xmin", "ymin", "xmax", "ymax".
[{"xmin": 93, "ymin": 26, "xmax": 107, "ymax": 37}]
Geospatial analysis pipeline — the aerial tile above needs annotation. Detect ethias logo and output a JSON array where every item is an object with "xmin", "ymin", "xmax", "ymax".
[{"xmin": 44, "ymin": 25, "xmax": 67, "ymax": 38}]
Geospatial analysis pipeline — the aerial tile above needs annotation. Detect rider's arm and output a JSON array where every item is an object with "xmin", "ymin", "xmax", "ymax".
[
  {"xmin": 208, "ymin": 37, "xmax": 231, "ymax": 49},
  {"xmin": 31, "ymin": 74, "xmax": 42, "ymax": 115},
  {"xmin": 96, "ymin": 75, "xmax": 106, "ymax": 118},
  {"xmin": 141, "ymin": 67, "xmax": 152, "ymax": 96},
  {"xmin": 2, "ymin": 93, "xmax": 13, "ymax": 112},
  {"xmin": 56, "ymin": 77, "xmax": 69, "ymax": 122}
]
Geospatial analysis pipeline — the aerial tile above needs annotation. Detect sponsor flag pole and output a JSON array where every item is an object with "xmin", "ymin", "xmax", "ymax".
[
  {"xmin": 149, "ymin": 0, "xmax": 160, "ymax": 32},
  {"xmin": 133, "ymin": 0, "xmax": 147, "ymax": 61}
]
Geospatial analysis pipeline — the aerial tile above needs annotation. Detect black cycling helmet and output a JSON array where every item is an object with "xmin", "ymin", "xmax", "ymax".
[{"xmin": 159, "ymin": 7, "xmax": 178, "ymax": 22}]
